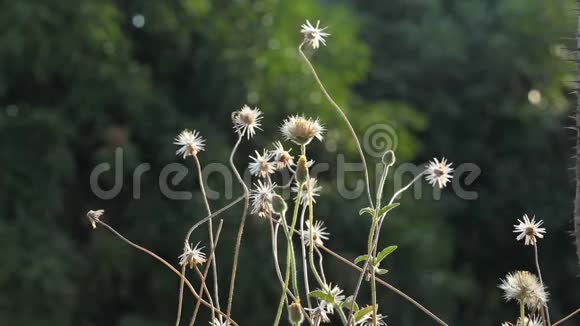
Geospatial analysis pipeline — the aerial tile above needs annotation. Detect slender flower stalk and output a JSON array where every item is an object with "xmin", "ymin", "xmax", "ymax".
[
  {"xmin": 175, "ymin": 264, "xmax": 187, "ymax": 326},
  {"xmin": 189, "ymin": 266, "xmax": 217, "ymax": 326},
  {"xmin": 534, "ymin": 243, "xmax": 551, "ymax": 325},
  {"xmin": 191, "ymin": 220, "xmax": 225, "ymax": 325},
  {"xmin": 274, "ymin": 190, "xmax": 302, "ymax": 326},
  {"xmin": 226, "ymin": 135, "xmax": 250, "ymax": 322},
  {"xmin": 303, "ymin": 154, "xmax": 349, "ymax": 324},
  {"xmin": 193, "ymin": 154, "xmax": 222, "ymax": 313},
  {"xmin": 264, "ymin": 213, "xmax": 448, "ymax": 325},
  {"xmin": 318, "ymin": 244, "xmax": 448, "ymax": 325},
  {"xmin": 89, "ymin": 217, "xmax": 238, "ymax": 325},
  {"xmin": 298, "ymin": 43, "xmax": 374, "ymax": 210},
  {"xmin": 348, "ymin": 170, "xmax": 426, "ymax": 325},
  {"xmin": 298, "ymin": 205, "xmax": 312, "ymax": 310}
]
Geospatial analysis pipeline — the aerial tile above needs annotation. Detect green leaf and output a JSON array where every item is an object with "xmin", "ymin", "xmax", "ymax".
[
  {"xmin": 376, "ymin": 203, "xmax": 400, "ymax": 217},
  {"xmin": 354, "ymin": 305, "xmax": 375, "ymax": 322},
  {"xmin": 375, "ymin": 245, "xmax": 398, "ymax": 264},
  {"xmin": 354, "ymin": 254, "xmax": 369, "ymax": 264},
  {"xmin": 342, "ymin": 296, "xmax": 359, "ymax": 312},
  {"xmin": 308, "ymin": 290, "xmax": 334, "ymax": 304},
  {"xmin": 358, "ymin": 207, "xmax": 375, "ymax": 217}
]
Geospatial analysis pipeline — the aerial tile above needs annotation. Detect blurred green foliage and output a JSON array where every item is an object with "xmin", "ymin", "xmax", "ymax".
[{"xmin": 0, "ymin": 0, "xmax": 578, "ymax": 325}]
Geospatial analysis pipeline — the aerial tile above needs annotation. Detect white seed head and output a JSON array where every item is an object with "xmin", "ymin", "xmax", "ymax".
[
  {"xmin": 513, "ymin": 214, "xmax": 546, "ymax": 246},
  {"xmin": 174, "ymin": 129, "xmax": 206, "ymax": 158},
  {"xmin": 425, "ymin": 157, "xmax": 454, "ymax": 189},
  {"xmin": 499, "ymin": 271, "xmax": 549, "ymax": 309},
  {"xmin": 305, "ymin": 305, "xmax": 331, "ymax": 324},
  {"xmin": 315, "ymin": 283, "xmax": 345, "ymax": 315},
  {"xmin": 178, "ymin": 242, "xmax": 207, "ymax": 269},
  {"xmin": 302, "ymin": 220, "xmax": 330, "ymax": 247},
  {"xmin": 292, "ymin": 178, "xmax": 322, "ymax": 205},
  {"xmin": 232, "ymin": 105, "xmax": 263, "ymax": 139},
  {"xmin": 250, "ymin": 180, "xmax": 277, "ymax": 218},
  {"xmin": 300, "ymin": 20, "xmax": 330, "ymax": 49},
  {"xmin": 516, "ymin": 315, "xmax": 543, "ymax": 326},
  {"xmin": 280, "ymin": 115, "xmax": 325, "ymax": 146},
  {"xmin": 271, "ymin": 141, "xmax": 294, "ymax": 170},
  {"xmin": 249, "ymin": 149, "xmax": 276, "ymax": 178},
  {"xmin": 86, "ymin": 209, "xmax": 105, "ymax": 229}
]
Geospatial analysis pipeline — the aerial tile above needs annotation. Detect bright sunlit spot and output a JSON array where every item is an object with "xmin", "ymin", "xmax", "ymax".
[
  {"xmin": 528, "ymin": 89, "xmax": 542, "ymax": 105},
  {"xmin": 132, "ymin": 14, "xmax": 145, "ymax": 28}
]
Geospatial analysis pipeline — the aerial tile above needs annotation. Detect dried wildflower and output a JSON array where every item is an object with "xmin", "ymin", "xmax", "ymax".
[
  {"xmin": 305, "ymin": 305, "xmax": 331, "ymax": 324},
  {"xmin": 355, "ymin": 307, "xmax": 387, "ymax": 326},
  {"xmin": 300, "ymin": 20, "xmax": 330, "ymax": 49},
  {"xmin": 271, "ymin": 141, "xmax": 294, "ymax": 169},
  {"xmin": 302, "ymin": 220, "xmax": 329, "ymax": 247},
  {"xmin": 499, "ymin": 271, "xmax": 549, "ymax": 309},
  {"xmin": 174, "ymin": 129, "xmax": 206, "ymax": 158},
  {"xmin": 178, "ymin": 242, "xmax": 207, "ymax": 269},
  {"xmin": 209, "ymin": 317, "xmax": 229, "ymax": 326},
  {"xmin": 280, "ymin": 115, "xmax": 325, "ymax": 146},
  {"xmin": 425, "ymin": 157, "xmax": 453, "ymax": 189},
  {"xmin": 250, "ymin": 180, "xmax": 277, "ymax": 218},
  {"xmin": 249, "ymin": 149, "xmax": 276, "ymax": 178},
  {"xmin": 315, "ymin": 283, "xmax": 345, "ymax": 314},
  {"xmin": 86, "ymin": 209, "xmax": 105, "ymax": 229},
  {"xmin": 232, "ymin": 105, "xmax": 263, "ymax": 139},
  {"xmin": 516, "ymin": 315, "xmax": 543, "ymax": 326},
  {"xmin": 513, "ymin": 214, "xmax": 546, "ymax": 246},
  {"xmin": 292, "ymin": 177, "xmax": 322, "ymax": 205}
]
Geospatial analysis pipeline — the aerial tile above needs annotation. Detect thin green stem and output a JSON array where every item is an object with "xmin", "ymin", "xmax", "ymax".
[
  {"xmin": 299, "ymin": 205, "xmax": 312, "ymax": 309},
  {"xmin": 190, "ymin": 266, "xmax": 216, "ymax": 326},
  {"xmin": 193, "ymin": 155, "xmax": 221, "ymax": 311},
  {"xmin": 226, "ymin": 135, "xmax": 250, "ymax": 322},
  {"xmin": 274, "ymin": 227, "xmax": 292, "ymax": 326},
  {"xmin": 521, "ymin": 301, "xmax": 526, "ymax": 326},
  {"xmin": 191, "ymin": 220, "xmax": 224, "ymax": 325},
  {"xmin": 175, "ymin": 265, "xmax": 186, "ymax": 326},
  {"xmin": 319, "ymin": 244, "xmax": 448, "ymax": 326},
  {"xmin": 266, "ymin": 213, "xmax": 448, "ymax": 326},
  {"xmin": 298, "ymin": 43, "xmax": 374, "ymax": 210}
]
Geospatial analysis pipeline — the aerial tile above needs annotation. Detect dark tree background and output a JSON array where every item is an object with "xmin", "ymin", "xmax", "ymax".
[{"xmin": 0, "ymin": 0, "xmax": 578, "ymax": 325}]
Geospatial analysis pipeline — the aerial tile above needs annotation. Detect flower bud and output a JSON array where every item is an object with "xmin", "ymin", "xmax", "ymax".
[
  {"xmin": 271, "ymin": 194, "xmax": 287, "ymax": 214},
  {"xmin": 288, "ymin": 299, "xmax": 304, "ymax": 325},
  {"xmin": 296, "ymin": 155, "xmax": 309, "ymax": 184},
  {"xmin": 382, "ymin": 150, "xmax": 396, "ymax": 167}
]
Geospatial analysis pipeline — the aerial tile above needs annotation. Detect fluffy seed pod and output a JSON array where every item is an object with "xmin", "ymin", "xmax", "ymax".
[
  {"xmin": 271, "ymin": 194, "xmax": 287, "ymax": 214},
  {"xmin": 288, "ymin": 299, "xmax": 304, "ymax": 325}
]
